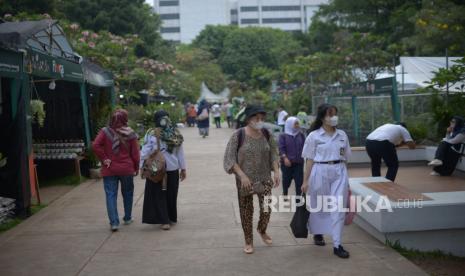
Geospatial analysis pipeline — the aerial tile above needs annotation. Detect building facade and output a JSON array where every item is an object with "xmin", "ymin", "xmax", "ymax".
[{"xmin": 153, "ymin": 0, "xmax": 327, "ymax": 44}]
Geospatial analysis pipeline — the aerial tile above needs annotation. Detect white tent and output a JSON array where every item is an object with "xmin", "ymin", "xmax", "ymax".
[
  {"xmin": 198, "ymin": 82, "xmax": 230, "ymax": 103},
  {"xmin": 399, "ymin": 57, "xmax": 464, "ymax": 91}
]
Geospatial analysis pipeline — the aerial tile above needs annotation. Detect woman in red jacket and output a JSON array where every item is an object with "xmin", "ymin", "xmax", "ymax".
[{"xmin": 93, "ymin": 109, "xmax": 140, "ymax": 232}]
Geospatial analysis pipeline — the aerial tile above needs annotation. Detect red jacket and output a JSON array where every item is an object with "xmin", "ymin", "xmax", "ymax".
[{"xmin": 92, "ymin": 129, "xmax": 140, "ymax": 177}]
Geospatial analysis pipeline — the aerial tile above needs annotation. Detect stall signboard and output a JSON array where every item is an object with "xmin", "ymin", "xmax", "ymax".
[
  {"xmin": 24, "ymin": 49, "xmax": 83, "ymax": 83},
  {"xmin": 0, "ymin": 48, "xmax": 22, "ymax": 78}
]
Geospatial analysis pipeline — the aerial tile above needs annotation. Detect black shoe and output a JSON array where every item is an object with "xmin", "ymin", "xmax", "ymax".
[
  {"xmin": 313, "ymin": 234, "xmax": 325, "ymax": 246},
  {"xmin": 333, "ymin": 245, "xmax": 350, "ymax": 258}
]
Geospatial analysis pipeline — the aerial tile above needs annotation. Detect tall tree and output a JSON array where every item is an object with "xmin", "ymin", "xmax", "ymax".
[
  {"xmin": 60, "ymin": 0, "xmax": 165, "ymax": 58},
  {"xmin": 219, "ymin": 27, "xmax": 302, "ymax": 82}
]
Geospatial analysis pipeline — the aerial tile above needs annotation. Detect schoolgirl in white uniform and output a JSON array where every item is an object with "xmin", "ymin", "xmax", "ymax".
[{"xmin": 302, "ymin": 103, "xmax": 351, "ymax": 259}]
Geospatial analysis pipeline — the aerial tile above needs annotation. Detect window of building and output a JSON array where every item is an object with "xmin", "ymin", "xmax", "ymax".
[
  {"xmin": 159, "ymin": 0, "xmax": 179, "ymax": 7},
  {"xmin": 240, "ymin": 6, "xmax": 259, "ymax": 12},
  {"xmin": 161, "ymin": 27, "xmax": 180, "ymax": 33},
  {"xmin": 262, "ymin": 6, "xmax": 300, "ymax": 11},
  {"xmin": 262, "ymin": 18, "xmax": 301, "ymax": 24},
  {"xmin": 230, "ymin": 9, "xmax": 238, "ymax": 15},
  {"xmin": 160, "ymin": 13, "xmax": 180, "ymax": 20},
  {"xmin": 241, "ymin": 18, "xmax": 259, "ymax": 24}
]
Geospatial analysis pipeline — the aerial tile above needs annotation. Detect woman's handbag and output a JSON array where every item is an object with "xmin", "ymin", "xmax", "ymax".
[
  {"xmin": 141, "ymin": 129, "xmax": 166, "ymax": 183},
  {"xmin": 290, "ymin": 194, "xmax": 310, "ymax": 238},
  {"xmin": 197, "ymin": 108, "xmax": 208, "ymax": 121},
  {"xmin": 239, "ymin": 180, "xmax": 271, "ymax": 197}
]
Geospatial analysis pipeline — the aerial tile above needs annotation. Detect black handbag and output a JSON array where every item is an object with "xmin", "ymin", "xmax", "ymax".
[{"xmin": 290, "ymin": 195, "xmax": 310, "ymax": 238}]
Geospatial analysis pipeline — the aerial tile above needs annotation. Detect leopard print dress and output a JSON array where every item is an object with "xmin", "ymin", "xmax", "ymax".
[{"xmin": 224, "ymin": 130, "xmax": 278, "ymax": 244}]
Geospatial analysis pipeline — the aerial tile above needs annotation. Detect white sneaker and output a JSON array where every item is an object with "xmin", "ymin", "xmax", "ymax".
[
  {"xmin": 428, "ymin": 159, "xmax": 443, "ymax": 166},
  {"xmin": 430, "ymin": 171, "xmax": 440, "ymax": 176}
]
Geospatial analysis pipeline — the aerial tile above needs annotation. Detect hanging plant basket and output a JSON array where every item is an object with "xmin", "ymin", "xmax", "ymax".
[{"xmin": 30, "ymin": 99, "xmax": 46, "ymax": 127}]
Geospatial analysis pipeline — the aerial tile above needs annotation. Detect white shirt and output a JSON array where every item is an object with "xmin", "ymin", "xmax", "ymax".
[
  {"xmin": 277, "ymin": 110, "xmax": 288, "ymax": 125},
  {"xmin": 212, "ymin": 104, "xmax": 221, "ymax": 118},
  {"xmin": 366, "ymin": 124, "xmax": 413, "ymax": 146},
  {"xmin": 302, "ymin": 128, "xmax": 351, "ymax": 162},
  {"xmin": 140, "ymin": 134, "xmax": 186, "ymax": 171}
]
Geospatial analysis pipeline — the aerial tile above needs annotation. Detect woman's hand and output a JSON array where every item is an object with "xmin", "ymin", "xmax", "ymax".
[
  {"xmin": 180, "ymin": 169, "xmax": 187, "ymax": 181},
  {"xmin": 240, "ymin": 173, "xmax": 252, "ymax": 190},
  {"xmin": 283, "ymin": 157, "xmax": 292, "ymax": 167},
  {"xmin": 302, "ymin": 183, "xmax": 309, "ymax": 194},
  {"xmin": 140, "ymin": 169, "xmax": 145, "ymax": 179},
  {"xmin": 103, "ymin": 159, "xmax": 111, "ymax": 168},
  {"xmin": 273, "ymin": 172, "xmax": 280, "ymax": 188}
]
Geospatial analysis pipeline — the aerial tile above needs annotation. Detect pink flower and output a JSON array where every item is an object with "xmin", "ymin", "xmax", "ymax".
[
  {"xmin": 91, "ymin": 33, "xmax": 99, "ymax": 39},
  {"xmin": 172, "ymin": 70, "xmax": 177, "ymax": 75},
  {"xmin": 42, "ymin": 13, "xmax": 51, "ymax": 19},
  {"xmin": 88, "ymin": 42, "xmax": 95, "ymax": 48},
  {"xmin": 70, "ymin": 23, "xmax": 79, "ymax": 30},
  {"xmin": 4, "ymin": 14, "xmax": 12, "ymax": 18},
  {"xmin": 78, "ymin": 38, "xmax": 86, "ymax": 43},
  {"xmin": 81, "ymin": 31, "xmax": 90, "ymax": 37}
]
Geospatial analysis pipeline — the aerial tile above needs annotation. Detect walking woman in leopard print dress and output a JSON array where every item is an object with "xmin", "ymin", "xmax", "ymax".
[{"xmin": 223, "ymin": 105, "xmax": 280, "ymax": 254}]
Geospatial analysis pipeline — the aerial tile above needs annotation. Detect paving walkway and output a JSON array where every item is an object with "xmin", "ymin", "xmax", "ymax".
[{"xmin": 0, "ymin": 126, "xmax": 426, "ymax": 276}]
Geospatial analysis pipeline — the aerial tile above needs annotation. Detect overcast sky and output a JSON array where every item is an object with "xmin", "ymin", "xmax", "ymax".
[{"xmin": 145, "ymin": 0, "xmax": 153, "ymax": 7}]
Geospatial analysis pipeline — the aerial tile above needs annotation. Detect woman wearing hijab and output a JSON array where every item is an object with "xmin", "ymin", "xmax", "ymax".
[
  {"xmin": 140, "ymin": 110, "xmax": 187, "ymax": 230},
  {"xmin": 197, "ymin": 99, "xmax": 210, "ymax": 138},
  {"xmin": 301, "ymin": 103, "xmax": 351, "ymax": 258},
  {"xmin": 93, "ymin": 109, "xmax": 140, "ymax": 232},
  {"xmin": 428, "ymin": 116, "xmax": 465, "ymax": 176},
  {"xmin": 278, "ymin": 117, "xmax": 305, "ymax": 199}
]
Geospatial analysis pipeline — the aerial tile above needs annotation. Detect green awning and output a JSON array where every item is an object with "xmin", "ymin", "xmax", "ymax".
[{"xmin": 0, "ymin": 48, "xmax": 22, "ymax": 78}]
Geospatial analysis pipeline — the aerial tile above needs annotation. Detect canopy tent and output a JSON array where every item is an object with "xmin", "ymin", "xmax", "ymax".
[
  {"xmin": 399, "ymin": 57, "xmax": 464, "ymax": 91},
  {"xmin": 198, "ymin": 82, "xmax": 230, "ymax": 103},
  {"xmin": 82, "ymin": 58, "xmax": 114, "ymax": 88},
  {"xmin": 0, "ymin": 19, "xmax": 78, "ymax": 62}
]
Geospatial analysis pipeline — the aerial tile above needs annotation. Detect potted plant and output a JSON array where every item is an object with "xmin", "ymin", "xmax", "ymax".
[
  {"xmin": 84, "ymin": 148, "xmax": 101, "ymax": 179},
  {"xmin": 30, "ymin": 99, "xmax": 46, "ymax": 127}
]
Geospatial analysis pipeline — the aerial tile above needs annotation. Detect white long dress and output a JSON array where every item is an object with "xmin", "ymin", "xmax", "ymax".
[{"xmin": 302, "ymin": 127, "xmax": 351, "ymax": 247}]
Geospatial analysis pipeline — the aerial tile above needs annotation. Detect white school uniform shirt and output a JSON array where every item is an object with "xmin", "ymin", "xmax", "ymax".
[
  {"xmin": 302, "ymin": 127, "xmax": 351, "ymax": 162},
  {"xmin": 277, "ymin": 110, "xmax": 288, "ymax": 126},
  {"xmin": 139, "ymin": 134, "xmax": 186, "ymax": 171},
  {"xmin": 366, "ymin": 123, "xmax": 413, "ymax": 146}
]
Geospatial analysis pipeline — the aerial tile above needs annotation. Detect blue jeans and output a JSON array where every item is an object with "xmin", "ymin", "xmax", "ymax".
[{"xmin": 103, "ymin": 175, "xmax": 134, "ymax": 226}]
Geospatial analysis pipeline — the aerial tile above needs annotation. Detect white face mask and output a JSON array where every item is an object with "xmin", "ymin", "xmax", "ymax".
[
  {"xmin": 251, "ymin": 121, "xmax": 265, "ymax": 130},
  {"xmin": 159, "ymin": 117, "xmax": 170, "ymax": 127},
  {"xmin": 325, "ymin": 116, "xmax": 338, "ymax": 127}
]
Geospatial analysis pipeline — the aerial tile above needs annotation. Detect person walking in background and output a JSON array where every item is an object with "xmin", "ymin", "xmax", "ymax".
[
  {"xmin": 223, "ymin": 105, "xmax": 280, "ymax": 254},
  {"xmin": 279, "ymin": 117, "xmax": 305, "ymax": 200},
  {"xmin": 301, "ymin": 103, "xmax": 351, "ymax": 258},
  {"xmin": 428, "ymin": 116, "xmax": 465, "ymax": 176},
  {"xmin": 93, "ymin": 109, "xmax": 140, "ymax": 232},
  {"xmin": 212, "ymin": 102, "xmax": 222, "ymax": 128},
  {"xmin": 277, "ymin": 105, "xmax": 288, "ymax": 132},
  {"xmin": 296, "ymin": 106, "xmax": 310, "ymax": 134},
  {"xmin": 197, "ymin": 99, "xmax": 210, "ymax": 138},
  {"xmin": 140, "ymin": 111, "xmax": 186, "ymax": 230},
  {"xmin": 225, "ymin": 101, "xmax": 234, "ymax": 128},
  {"xmin": 365, "ymin": 123, "xmax": 416, "ymax": 181},
  {"xmin": 186, "ymin": 104, "xmax": 197, "ymax": 127}
]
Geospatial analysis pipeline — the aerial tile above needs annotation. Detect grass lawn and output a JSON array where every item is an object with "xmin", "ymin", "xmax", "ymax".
[{"xmin": 388, "ymin": 240, "xmax": 465, "ymax": 276}]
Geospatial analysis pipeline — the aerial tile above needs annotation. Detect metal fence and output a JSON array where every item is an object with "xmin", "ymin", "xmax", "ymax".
[{"xmin": 312, "ymin": 93, "xmax": 436, "ymax": 146}]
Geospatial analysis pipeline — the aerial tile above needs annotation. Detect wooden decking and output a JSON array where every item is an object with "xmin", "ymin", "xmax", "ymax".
[{"xmin": 363, "ymin": 182, "xmax": 432, "ymax": 201}]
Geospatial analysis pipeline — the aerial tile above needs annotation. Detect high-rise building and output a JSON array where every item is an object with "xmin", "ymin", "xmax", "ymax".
[{"xmin": 153, "ymin": 0, "xmax": 327, "ymax": 44}]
